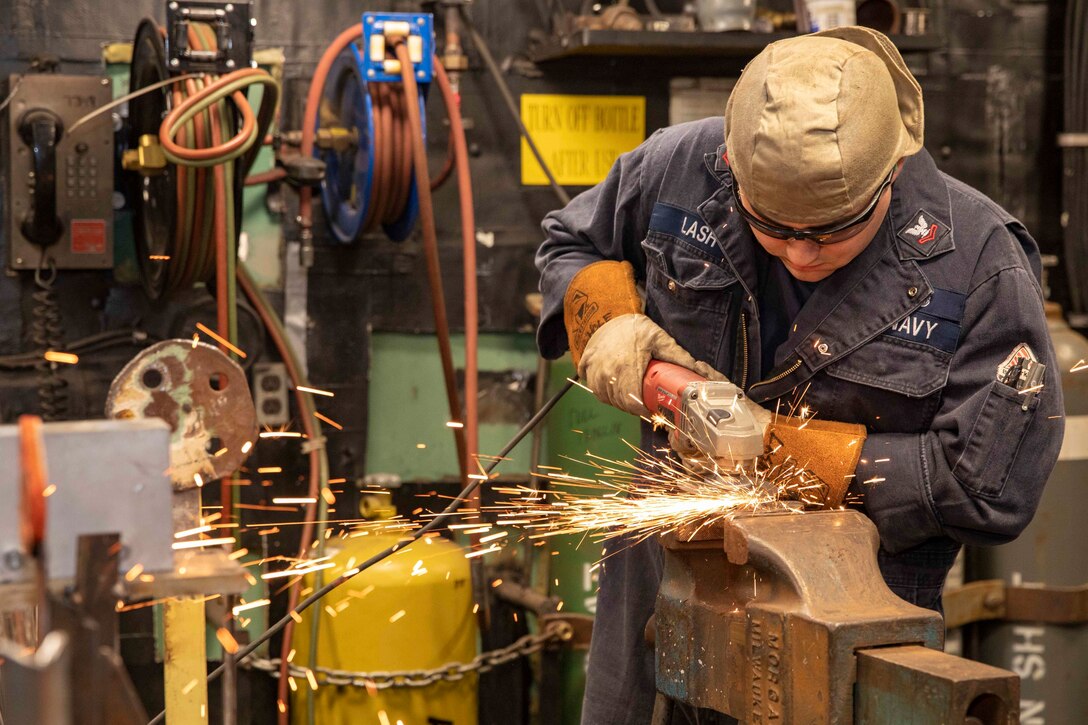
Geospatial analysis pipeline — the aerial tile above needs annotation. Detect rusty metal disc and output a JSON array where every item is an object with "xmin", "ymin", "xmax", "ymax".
[{"xmin": 106, "ymin": 340, "xmax": 257, "ymax": 490}]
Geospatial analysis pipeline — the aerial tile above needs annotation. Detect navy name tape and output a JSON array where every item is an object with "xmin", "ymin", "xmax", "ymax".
[
  {"xmin": 883, "ymin": 289, "xmax": 965, "ymax": 353},
  {"xmin": 918, "ymin": 288, "xmax": 966, "ymax": 323},
  {"xmin": 648, "ymin": 203, "xmax": 724, "ymax": 263}
]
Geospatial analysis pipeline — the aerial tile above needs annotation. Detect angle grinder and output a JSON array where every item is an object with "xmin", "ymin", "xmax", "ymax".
[{"xmin": 642, "ymin": 360, "xmax": 769, "ymax": 469}]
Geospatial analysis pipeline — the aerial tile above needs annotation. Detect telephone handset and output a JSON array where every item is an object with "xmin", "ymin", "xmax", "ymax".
[{"xmin": 17, "ymin": 108, "xmax": 64, "ymax": 249}]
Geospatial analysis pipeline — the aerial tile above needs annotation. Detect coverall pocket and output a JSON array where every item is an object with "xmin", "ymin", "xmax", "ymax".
[
  {"xmin": 641, "ymin": 233, "xmax": 735, "ymax": 299},
  {"xmin": 825, "ymin": 337, "xmax": 949, "ymax": 398},
  {"xmin": 641, "ymin": 233, "xmax": 736, "ymax": 366},
  {"xmin": 952, "ymin": 380, "xmax": 1039, "ymax": 498},
  {"xmin": 818, "ymin": 337, "xmax": 949, "ymax": 432}
]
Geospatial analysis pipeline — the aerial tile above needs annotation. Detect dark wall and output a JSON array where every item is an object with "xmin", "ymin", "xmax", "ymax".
[{"xmin": 2, "ymin": 0, "xmax": 1068, "ymax": 323}]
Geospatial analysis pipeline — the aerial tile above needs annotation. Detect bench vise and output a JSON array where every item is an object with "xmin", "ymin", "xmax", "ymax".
[{"xmin": 654, "ymin": 510, "xmax": 1019, "ymax": 724}]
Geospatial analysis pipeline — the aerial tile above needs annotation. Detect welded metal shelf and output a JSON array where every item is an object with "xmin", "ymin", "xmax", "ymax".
[{"xmin": 528, "ymin": 29, "xmax": 944, "ymax": 62}]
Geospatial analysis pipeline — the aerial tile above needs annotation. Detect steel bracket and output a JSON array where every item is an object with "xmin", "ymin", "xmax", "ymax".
[{"xmin": 944, "ymin": 579, "xmax": 1088, "ymax": 628}]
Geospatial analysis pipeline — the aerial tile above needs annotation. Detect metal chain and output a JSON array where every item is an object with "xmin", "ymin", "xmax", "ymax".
[{"xmin": 246, "ymin": 620, "xmax": 572, "ymax": 690}]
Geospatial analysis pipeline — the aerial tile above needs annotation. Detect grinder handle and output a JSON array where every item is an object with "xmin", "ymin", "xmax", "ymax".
[{"xmin": 643, "ymin": 360, "xmax": 707, "ymax": 422}]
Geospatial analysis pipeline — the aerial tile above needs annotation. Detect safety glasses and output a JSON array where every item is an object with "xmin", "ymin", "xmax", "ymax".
[{"xmin": 732, "ymin": 167, "xmax": 896, "ymax": 246}]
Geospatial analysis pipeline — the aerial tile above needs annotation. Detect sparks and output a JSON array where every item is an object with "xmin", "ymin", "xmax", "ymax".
[
  {"xmin": 259, "ymin": 431, "xmax": 302, "ymax": 439},
  {"xmin": 195, "ymin": 323, "xmax": 247, "ymax": 358},
  {"xmin": 314, "ymin": 411, "xmax": 343, "ymax": 430},
  {"xmin": 216, "ymin": 628, "xmax": 239, "ymax": 654},
  {"xmin": 175, "ymin": 525, "xmax": 213, "ymax": 539},
  {"xmin": 296, "ymin": 385, "xmax": 334, "ymax": 397},
  {"xmin": 272, "ymin": 497, "xmax": 317, "ymax": 504},
  {"xmin": 232, "ymin": 598, "xmax": 270, "ymax": 615},
  {"xmin": 43, "ymin": 350, "xmax": 79, "ymax": 365},
  {"xmin": 465, "ymin": 545, "xmax": 501, "ymax": 559},
  {"xmin": 172, "ymin": 536, "xmax": 235, "ymax": 550},
  {"xmin": 261, "ymin": 561, "xmax": 335, "ymax": 580},
  {"xmin": 495, "ymin": 454, "xmax": 794, "ymax": 544}
]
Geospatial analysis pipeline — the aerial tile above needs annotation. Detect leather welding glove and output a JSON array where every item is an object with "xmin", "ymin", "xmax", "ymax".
[
  {"xmin": 563, "ymin": 260, "xmax": 723, "ymax": 417},
  {"xmin": 763, "ymin": 416, "xmax": 867, "ymax": 509}
]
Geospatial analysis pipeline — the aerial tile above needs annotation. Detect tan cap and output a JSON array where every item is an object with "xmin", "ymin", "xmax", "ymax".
[{"xmin": 725, "ymin": 26, "xmax": 924, "ymax": 226}]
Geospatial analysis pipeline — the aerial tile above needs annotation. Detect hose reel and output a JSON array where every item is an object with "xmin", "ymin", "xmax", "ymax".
[
  {"xmin": 316, "ymin": 13, "xmax": 435, "ymax": 243},
  {"xmin": 128, "ymin": 19, "xmax": 178, "ymax": 298},
  {"xmin": 125, "ymin": 2, "xmax": 274, "ymax": 299}
]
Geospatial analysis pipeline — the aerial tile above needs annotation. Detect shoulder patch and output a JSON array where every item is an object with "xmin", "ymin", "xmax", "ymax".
[
  {"xmin": 897, "ymin": 209, "xmax": 952, "ymax": 258},
  {"xmin": 648, "ymin": 202, "xmax": 725, "ymax": 263}
]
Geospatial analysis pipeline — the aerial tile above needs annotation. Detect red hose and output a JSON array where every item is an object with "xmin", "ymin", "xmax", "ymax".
[
  {"xmin": 158, "ymin": 72, "xmax": 260, "ymax": 162},
  {"xmin": 18, "ymin": 415, "xmax": 46, "ymax": 559},
  {"xmin": 433, "ymin": 59, "xmax": 479, "ymax": 503},
  {"xmin": 298, "ymin": 24, "xmax": 363, "ymax": 236},
  {"xmin": 393, "ymin": 41, "xmax": 470, "ymax": 485},
  {"xmin": 244, "ymin": 167, "xmax": 287, "ymax": 186}
]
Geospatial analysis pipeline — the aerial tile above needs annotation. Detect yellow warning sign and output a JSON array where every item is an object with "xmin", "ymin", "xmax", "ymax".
[{"xmin": 520, "ymin": 94, "xmax": 646, "ymax": 187}]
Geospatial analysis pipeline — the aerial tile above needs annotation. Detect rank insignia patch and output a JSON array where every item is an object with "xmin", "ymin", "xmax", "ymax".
[{"xmin": 897, "ymin": 209, "xmax": 951, "ymax": 257}]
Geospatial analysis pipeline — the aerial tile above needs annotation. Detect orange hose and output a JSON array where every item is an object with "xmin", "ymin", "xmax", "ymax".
[
  {"xmin": 18, "ymin": 415, "xmax": 46, "ymax": 559},
  {"xmin": 159, "ymin": 71, "xmax": 261, "ymax": 163},
  {"xmin": 393, "ymin": 42, "xmax": 469, "ymax": 482},
  {"xmin": 430, "ymin": 127, "xmax": 456, "ymax": 191},
  {"xmin": 434, "ymin": 60, "xmax": 479, "ymax": 497},
  {"xmin": 244, "ymin": 167, "xmax": 287, "ymax": 186},
  {"xmin": 18, "ymin": 414, "xmax": 47, "ymax": 646},
  {"xmin": 299, "ymin": 24, "xmax": 364, "ymax": 235}
]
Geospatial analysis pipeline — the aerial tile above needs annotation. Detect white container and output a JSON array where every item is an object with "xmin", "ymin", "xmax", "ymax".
[
  {"xmin": 696, "ymin": 0, "xmax": 756, "ymax": 32},
  {"xmin": 805, "ymin": 0, "xmax": 856, "ymax": 30}
]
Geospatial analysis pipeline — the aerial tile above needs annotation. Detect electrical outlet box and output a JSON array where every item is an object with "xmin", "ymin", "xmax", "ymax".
[
  {"xmin": 252, "ymin": 362, "xmax": 288, "ymax": 427},
  {"xmin": 3, "ymin": 74, "xmax": 114, "ymax": 270}
]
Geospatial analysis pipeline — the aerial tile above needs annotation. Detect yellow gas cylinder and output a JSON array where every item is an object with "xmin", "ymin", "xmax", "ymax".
[{"xmin": 291, "ymin": 525, "xmax": 478, "ymax": 725}]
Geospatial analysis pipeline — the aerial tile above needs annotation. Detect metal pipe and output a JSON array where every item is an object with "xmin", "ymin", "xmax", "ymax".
[
  {"xmin": 458, "ymin": 7, "xmax": 571, "ymax": 207},
  {"xmin": 492, "ymin": 580, "xmax": 559, "ymax": 616}
]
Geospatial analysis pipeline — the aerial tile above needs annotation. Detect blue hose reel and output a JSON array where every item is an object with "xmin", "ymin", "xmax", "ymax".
[{"xmin": 318, "ymin": 12, "xmax": 434, "ymax": 243}]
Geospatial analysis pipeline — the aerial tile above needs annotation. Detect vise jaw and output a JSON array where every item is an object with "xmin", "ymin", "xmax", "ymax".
[{"xmin": 654, "ymin": 510, "xmax": 1018, "ymax": 724}]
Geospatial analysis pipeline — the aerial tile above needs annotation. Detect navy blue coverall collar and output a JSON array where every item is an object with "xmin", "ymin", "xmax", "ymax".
[{"xmin": 696, "ymin": 146, "xmax": 956, "ymax": 404}]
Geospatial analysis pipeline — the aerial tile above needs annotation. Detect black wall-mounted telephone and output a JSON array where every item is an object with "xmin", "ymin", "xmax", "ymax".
[{"xmin": 3, "ymin": 74, "xmax": 114, "ymax": 270}]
